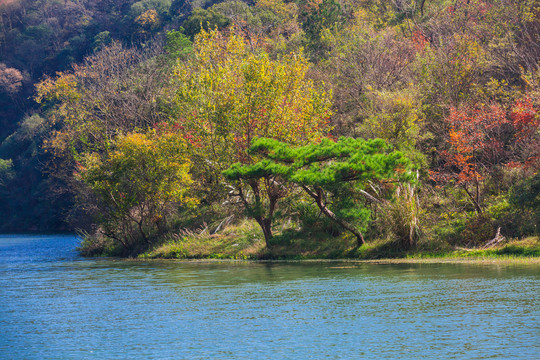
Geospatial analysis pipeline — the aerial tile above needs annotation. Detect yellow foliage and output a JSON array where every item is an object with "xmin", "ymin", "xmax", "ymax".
[
  {"xmin": 35, "ymin": 72, "xmax": 81, "ymax": 105},
  {"xmin": 359, "ymin": 89, "xmax": 421, "ymax": 148},
  {"xmin": 135, "ymin": 9, "xmax": 161, "ymax": 31},
  {"xmin": 173, "ymin": 28, "xmax": 332, "ymax": 166},
  {"xmin": 81, "ymin": 130, "xmax": 197, "ymax": 216}
]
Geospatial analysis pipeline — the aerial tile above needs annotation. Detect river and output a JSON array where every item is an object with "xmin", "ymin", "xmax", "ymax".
[{"xmin": 0, "ymin": 235, "xmax": 538, "ymax": 359}]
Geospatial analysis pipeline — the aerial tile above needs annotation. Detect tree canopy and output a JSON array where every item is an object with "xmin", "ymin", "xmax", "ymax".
[
  {"xmin": 79, "ymin": 130, "xmax": 196, "ymax": 255},
  {"xmin": 225, "ymin": 137, "xmax": 413, "ymax": 246}
]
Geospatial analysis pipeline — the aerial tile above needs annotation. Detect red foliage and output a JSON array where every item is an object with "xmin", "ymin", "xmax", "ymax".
[
  {"xmin": 433, "ymin": 96, "xmax": 540, "ymax": 184},
  {"xmin": 509, "ymin": 97, "xmax": 540, "ymax": 168},
  {"xmin": 152, "ymin": 121, "xmax": 202, "ymax": 148},
  {"xmin": 510, "ymin": 97, "xmax": 539, "ymax": 140},
  {"xmin": 412, "ymin": 29, "xmax": 429, "ymax": 52},
  {"xmin": 431, "ymin": 103, "xmax": 510, "ymax": 185}
]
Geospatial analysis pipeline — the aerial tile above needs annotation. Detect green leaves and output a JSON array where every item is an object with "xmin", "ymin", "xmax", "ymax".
[
  {"xmin": 165, "ymin": 28, "xmax": 193, "ymax": 60},
  {"xmin": 225, "ymin": 136, "xmax": 415, "ymax": 245},
  {"xmin": 182, "ymin": 8, "xmax": 231, "ymax": 40},
  {"xmin": 0, "ymin": 159, "xmax": 15, "ymax": 187},
  {"xmin": 226, "ymin": 136, "xmax": 413, "ymax": 187}
]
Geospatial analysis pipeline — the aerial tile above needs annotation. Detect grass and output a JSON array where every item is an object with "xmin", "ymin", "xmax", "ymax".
[
  {"xmin": 140, "ymin": 219, "xmax": 360, "ymax": 260},
  {"xmin": 139, "ymin": 218, "xmax": 540, "ymax": 263},
  {"xmin": 407, "ymin": 237, "xmax": 540, "ymax": 259},
  {"xmin": 140, "ymin": 219, "xmax": 266, "ymax": 259}
]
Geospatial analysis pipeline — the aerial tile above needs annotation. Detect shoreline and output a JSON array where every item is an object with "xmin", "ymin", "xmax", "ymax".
[
  {"xmin": 124, "ymin": 255, "xmax": 540, "ymax": 265},
  {"xmin": 85, "ymin": 234, "xmax": 540, "ymax": 263}
]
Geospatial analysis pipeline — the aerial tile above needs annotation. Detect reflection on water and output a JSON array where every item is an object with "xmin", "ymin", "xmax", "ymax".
[{"xmin": 1, "ymin": 235, "xmax": 539, "ymax": 359}]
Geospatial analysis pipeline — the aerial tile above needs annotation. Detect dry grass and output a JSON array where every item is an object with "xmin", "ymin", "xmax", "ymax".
[{"xmin": 403, "ymin": 236, "xmax": 540, "ymax": 261}]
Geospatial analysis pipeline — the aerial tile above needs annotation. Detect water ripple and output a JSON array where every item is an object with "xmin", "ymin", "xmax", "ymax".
[{"xmin": 0, "ymin": 235, "xmax": 538, "ymax": 359}]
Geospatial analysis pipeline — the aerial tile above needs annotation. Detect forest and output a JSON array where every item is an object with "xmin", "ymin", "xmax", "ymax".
[{"xmin": 0, "ymin": 0, "xmax": 538, "ymax": 258}]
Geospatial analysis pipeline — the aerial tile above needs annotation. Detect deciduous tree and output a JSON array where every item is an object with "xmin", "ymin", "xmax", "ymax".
[
  {"xmin": 430, "ymin": 103, "xmax": 511, "ymax": 213},
  {"xmin": 79, "ymin": 130, "xmax": 197, "ymax": 255},
  {"xmin": 172, "ymin": 28, "xmax": 331, "ymax": 242}
]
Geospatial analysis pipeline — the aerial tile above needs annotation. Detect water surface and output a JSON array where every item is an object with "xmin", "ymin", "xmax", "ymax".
[{"xmin": 1, "ymin": 235, "xmax": 538, "ymax": 359}]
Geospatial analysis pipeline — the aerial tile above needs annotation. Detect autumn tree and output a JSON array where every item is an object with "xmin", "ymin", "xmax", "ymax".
[
  {"xmin": 171, "ymin": 28, "xmax": 332, "ymax": 242},
  {"xmin": 420, "ymin": 0, "xmax": 540, "ymax": 83},
  {"xmin": 135, "ymin": 9, "xmax": 161, "ymax": 34},
  {"xmin": 173, "ymin": 29, "xmax": 331, "ymax": 163},
  {"xmin": 431, "ymin": 103, "xmax": 512, "ymax": 213},
  {"xmin": 34, "ymin": 41, "xmax": 178, "ymax": 234},
  {"xmin": 79, "ymin": 130, "xmax": 197, "ymax": 255},
  {"xmin": 126, "ymin": 0, "xmax": 172, "ymax": 40},
  {"xmin": 415, "ymin": 33, "xmax": 488, "ymax": 131},
  {"xmin": 509, "ymin": 95, "xmax": 540, "ymax": 169},
  {"xmin": 0, "ymin": 63, "xmax": 23, "ymax": 95},
  {"xmin": 322, "ymin": 17, "xmax": 417, "ymax": 140},
  {"xmin": 36, "ymin": 41, "xmax": 170, "ymax": 160},
  {"xmin": 211, "ymin": 0, "xmax": 301, "ymax": 53}
]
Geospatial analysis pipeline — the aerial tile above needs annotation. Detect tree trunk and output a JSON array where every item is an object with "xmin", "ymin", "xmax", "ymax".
[
  {"xmin": 303, "ymin": 186, "xmax": 365, "ymax": 247},
  {"xmin": 238, "ymin": 179, "xmax": 278, "ymax": 248},
  {"xmin": 257, "ymin": 218, "xmax": 273, "ymax": 247},
  {"xmin": 462, "ymin": 183, "xmax": 483, "ymax": 214},
  {"xmin": 418, "ymin": 0, "xmax": 426, "ymax": 16}
]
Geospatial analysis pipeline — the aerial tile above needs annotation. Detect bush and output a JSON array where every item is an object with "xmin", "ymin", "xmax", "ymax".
[
  {"xmin": 382, "ymin": 184, "xmax": 420, "ymax": 250},
  {"xmin": 510, "ymin": 173, "xmax": 540, "ymax": 211},
  {"xmin": 77, "ymin": 231, "xmax": 123, "ymax": 257},
  {"xmin": 296, "ymin": 201, "xmax": 342, "ymax": 237},
  {"xmin": 507, "ymin": 173, "xmax": 540, "ymax": 237},
  {"xmin": 459, "ymin": 215, "xmax": 496, "ymax": 247}
]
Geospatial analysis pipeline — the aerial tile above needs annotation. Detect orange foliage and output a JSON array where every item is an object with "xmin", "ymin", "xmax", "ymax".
[
  {"xmin": 412, "ymin": 29, "xmax": 429, "ymax": 52},
  {"xmin": 433, "ymin": 94, "xmax": 540, "ymax": 185},
  {"xmin": 431, "ymin": 103, "xmax": 509, "ymax": 185}
]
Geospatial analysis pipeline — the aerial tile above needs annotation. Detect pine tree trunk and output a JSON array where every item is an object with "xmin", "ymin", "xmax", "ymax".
[
  {"xmin": 303, "ymin": 186, "xmax": 365, "ymax": 247},
  {"xmin": 256, "ymin": 217, "xmax": 273, "ymax": 247}
]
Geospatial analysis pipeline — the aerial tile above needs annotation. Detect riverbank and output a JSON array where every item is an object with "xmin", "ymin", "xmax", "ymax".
[
  {"xmin": 132, "ymin": 257, "xmax": 540, "ymax": 265},
  {"xmin": 137, "ymin": 221, "xmax": 539, "ymax": 262}
]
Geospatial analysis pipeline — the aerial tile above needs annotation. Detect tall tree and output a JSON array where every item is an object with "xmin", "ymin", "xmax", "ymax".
[{"xmin": 171, "ymin": 28, "xmax": 332, "ymax": 242}]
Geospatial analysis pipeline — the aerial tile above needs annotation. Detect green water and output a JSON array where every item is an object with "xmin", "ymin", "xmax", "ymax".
[{"xmin": 1, "ymin": 235, "xmax": 538, "ymax": 359}]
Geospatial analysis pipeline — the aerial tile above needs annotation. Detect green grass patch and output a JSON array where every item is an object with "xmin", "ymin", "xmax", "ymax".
[
  {"xmin": 405, "ymin": 237, "xmax": 540, "ymax": 259},
  {"xmin": 140, "ymin": 219, "xmax": 265, "ymax": 259}
]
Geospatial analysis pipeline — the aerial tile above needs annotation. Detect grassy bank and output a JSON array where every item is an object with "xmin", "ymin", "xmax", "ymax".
[{"xmin": 137, "ymin": 220, "xmax": 540, "ymax": 262}]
